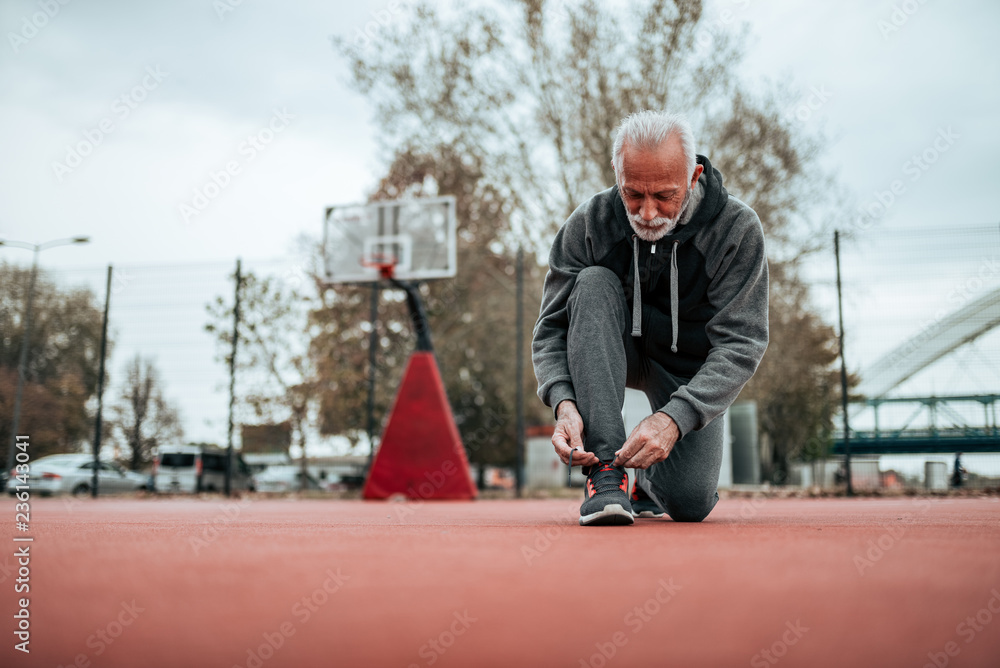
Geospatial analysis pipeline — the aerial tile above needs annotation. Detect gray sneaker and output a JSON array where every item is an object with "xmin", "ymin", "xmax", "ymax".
[
  {"xmin": 630, "ymin": 483, "xmax": 665, "ymax": 518},
  {"xmin": 579, "ymin": 462, "xmax": 634, "ymax": 526}
]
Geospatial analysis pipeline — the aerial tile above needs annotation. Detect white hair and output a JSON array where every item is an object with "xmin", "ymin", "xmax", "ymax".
[{"xmin": 611, "ymin": 110, "xmax": 697, "ymax": 181}]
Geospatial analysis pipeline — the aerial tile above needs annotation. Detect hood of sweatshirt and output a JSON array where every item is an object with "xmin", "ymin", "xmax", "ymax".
[
  {"xmin": 609, "ymin": 155, "xmax": 729, "ymax": 352},
  {"xmin": 611, "ymin": 154, "xmax": 729, "ymax": 247}
]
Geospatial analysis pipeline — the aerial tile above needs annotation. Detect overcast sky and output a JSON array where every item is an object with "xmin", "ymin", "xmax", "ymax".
[
  {"xmin": 2, "ymin": 0, "xmax": 998, "ymax": 452},
  {"xmin": 2, "ymin": 0, "xmax": 997, "ymax": 268}
]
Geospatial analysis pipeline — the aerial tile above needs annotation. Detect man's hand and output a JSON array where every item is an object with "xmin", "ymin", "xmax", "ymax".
[
  {"xmin": 552, "ymin": 400, "xmax": 599, "ymax": 467},
  {"xmin": 613, "ymin": 412, "xmax": 679, "ymax": 469}
]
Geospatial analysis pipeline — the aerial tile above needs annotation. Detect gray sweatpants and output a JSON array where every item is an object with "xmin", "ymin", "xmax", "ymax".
[{"xmin": 565, "ymin": 266, "xmax": 723, "ymax": 522}]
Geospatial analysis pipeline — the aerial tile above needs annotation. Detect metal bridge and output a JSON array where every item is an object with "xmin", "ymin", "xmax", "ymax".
[
  {"xmin": 833, "ymin": 394, "xmax": 1000, "ymax": 455},
  {"xmin": 854, "ymin": 285, "xmax": 1000, "ymax": 399},
  {"xmin": 833, "ymin": 285, "xmax": 1000, "ymax": 455}
]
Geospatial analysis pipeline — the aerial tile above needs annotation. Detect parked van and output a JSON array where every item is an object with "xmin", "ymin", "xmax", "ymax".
[
  {"xmin": 154, "ymin": 445, "xmax": 254, "ymax": 493},
  {"xmin": 200, "ymin": 450, "xmax": 255, "ymax": 492}
]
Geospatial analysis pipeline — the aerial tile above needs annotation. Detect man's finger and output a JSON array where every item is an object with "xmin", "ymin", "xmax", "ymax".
[
  {"xmin": 552, "ymin": 431, "xmax": 568, "ymax": 449},
  {"xmin": 623, "ymin": 440, "xmax": 671, "ymax": 469},
  {"xmin": 569, "ymin": 447, "xmax": 599, "ymax": 466},
  {"xmin": 615, "ymin": 432, "xmax": 642, "ymax": 466},
  {"xmin": 552, "ymin": 436, "xmax": 571, "ymax": 464},
  {"xmin": 614, "ymin": 447, "xmax": 638, "ymax": 467},
  {"xmin": 621, "ymin": 452, "xmax": 648, "ymax": 469}
]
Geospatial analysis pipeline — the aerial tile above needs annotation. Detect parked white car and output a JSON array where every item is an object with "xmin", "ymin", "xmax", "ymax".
[
  {"xmin": 254, "ymin": 465, "xmax": 323, "ymax": 493},
  {"xmin": 6, "ymin": 454, "xmax": 149, "ymax": 496}
]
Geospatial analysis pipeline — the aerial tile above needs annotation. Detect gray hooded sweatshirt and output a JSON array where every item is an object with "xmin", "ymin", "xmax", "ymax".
[{"xmin": 531, "ymin": 155, "xmax": 769, "ymax": 437}]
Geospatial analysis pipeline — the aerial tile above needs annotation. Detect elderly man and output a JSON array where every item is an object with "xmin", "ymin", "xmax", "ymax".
[{"xmin": 532, "ymin": 110, "xmax": 769, "ymax": 526}]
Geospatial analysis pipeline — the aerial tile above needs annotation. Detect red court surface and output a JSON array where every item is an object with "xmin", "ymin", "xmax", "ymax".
[{"xmin": 3, "ymin": 496, "xmax": 1000, "ymax": 667}]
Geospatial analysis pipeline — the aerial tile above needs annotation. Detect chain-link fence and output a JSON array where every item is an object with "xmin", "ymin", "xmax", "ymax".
[
  {"xmin": 0, "ymin": 258, "xmax": 303, "ymax": 470},
  {"xmin": 0, "ymin": 251, "xmax": 543, "ymax": 491}
]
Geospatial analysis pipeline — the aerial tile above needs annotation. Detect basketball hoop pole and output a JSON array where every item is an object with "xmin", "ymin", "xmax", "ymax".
[
  {"xmin": 388, "ymin": 277, "xmax": 434, "ymax": 353},
  {"xmin": 361, "ymin": 274, "xmax": 476, "ymax": 501},
  {"xmin": 361, "ymin": 256, "xmax": 434, "ymax": 352}
]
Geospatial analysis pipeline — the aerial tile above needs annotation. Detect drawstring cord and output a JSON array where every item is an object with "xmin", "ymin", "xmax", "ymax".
[
  {"xmin": 631, "ymin": 235, "xmax": 642, "ymax": 337},
  {"xmin": 670, "ymin": 240, "xmax": 679, "ymax": 353}
]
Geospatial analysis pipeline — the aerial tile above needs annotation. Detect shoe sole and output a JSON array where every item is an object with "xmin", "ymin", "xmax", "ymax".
[
  {"xmin": 631, "ymin": 510, "xmax": 665, "ymax": 519},
  {"xmin": 580, "ymin": 504, "xmax": 635, "ymax": 526}
]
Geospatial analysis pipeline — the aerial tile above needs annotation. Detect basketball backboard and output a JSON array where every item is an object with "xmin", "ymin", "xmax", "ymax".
[{"xmin": 323, "ymin": 196, "xmax": 457, "ymax": 283}]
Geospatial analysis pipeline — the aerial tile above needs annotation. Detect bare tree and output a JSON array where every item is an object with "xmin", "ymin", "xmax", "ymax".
[
  {"xmin": 0, "ymin": 261, "xmax": 108, "ymax": 460},
  {"xmin": 113, "ymin": 355, "xmax": 182, "ymax": 470},
  {"xmin": 334, "ymin": 0, "xmax": 848, "ymax": 479},
  {"xmin": 206, "ymin": 270, "xmax": 319, "ymax": 487}
]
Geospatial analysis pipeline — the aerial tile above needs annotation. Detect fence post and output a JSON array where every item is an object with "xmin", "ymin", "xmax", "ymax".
[
  {"xmin": 365, "ymin": 283, "xmax": 380, "ymax": 473},
  {"xmin": 92, "ymin": 265, "xmax": 113, "ymax": 498},
  {"xmin": 835, "ymin": 231, "xmax": 853, "ymax": 496},
  {"xmin": 515, "ymin": 245, "xmax": 525, "ymax": 497},
  {"xmin": 225, "ymin": 259, "xmax": 242, "ymax": 497}
]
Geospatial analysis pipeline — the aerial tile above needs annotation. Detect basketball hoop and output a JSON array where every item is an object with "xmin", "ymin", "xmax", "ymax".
[
  {"xmin": 322, "ymin": 195, "xmax": 456, "ymax": 284},
  {"xmin": 360, "ymin": 254, "xmax": 398, "ymax": 280}
]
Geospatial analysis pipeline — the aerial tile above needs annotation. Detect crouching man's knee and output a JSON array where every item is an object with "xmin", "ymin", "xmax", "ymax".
[
  {"xmin": 664, "ymin": 491, "xmax": 719, "ymax": 523},
  {"xmin": 574, "ymin": 265, "xmax": 620, "ymax": 289},
  {"xmin": 568, "ymin": 266, "xmax": 626, "ymax": 314}
]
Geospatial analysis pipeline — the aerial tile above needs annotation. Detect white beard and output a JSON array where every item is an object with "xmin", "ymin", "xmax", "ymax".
[{"xmin": 626, "ymin": 188, "xmax": 693, "ymax": 242}]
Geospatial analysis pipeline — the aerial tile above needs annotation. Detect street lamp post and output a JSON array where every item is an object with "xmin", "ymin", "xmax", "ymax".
[{"xmin": 1, "ymin": 236, "xmax": 90, "ymax": 476}]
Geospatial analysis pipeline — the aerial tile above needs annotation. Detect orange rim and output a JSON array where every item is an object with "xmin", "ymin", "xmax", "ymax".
[{"xmin": 359, "ymin": 254, "xmax": 398, "ymax": 279}]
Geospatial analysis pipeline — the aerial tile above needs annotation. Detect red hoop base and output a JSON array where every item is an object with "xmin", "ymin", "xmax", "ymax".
[{"xmin": 362, "ymin": 351, "xmax": 476, "ymax": 500}]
